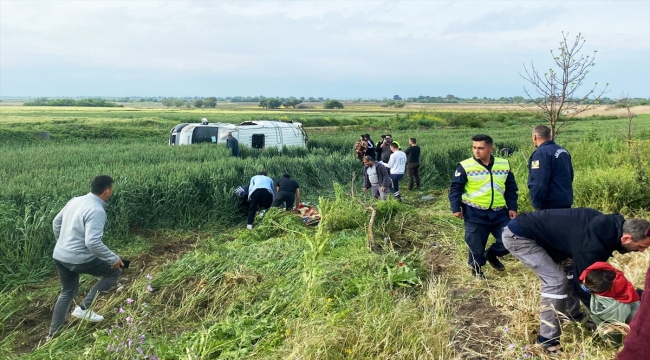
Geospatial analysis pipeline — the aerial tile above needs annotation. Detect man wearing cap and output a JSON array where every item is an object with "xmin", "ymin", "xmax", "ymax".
[
  {"xmin": 449, "ymin": 134, "xmax": 518, "ymax": 279},
  {"xmin": 503, "ymin": 210, "xmax": 650, "ymax": 354},
  {"xmin": 226, "ymin": 132, "xmax": 239, "ymax": 157},
  {"xmin": 616, "ymin": 225, "xmax": 650, "ymax": 359}
]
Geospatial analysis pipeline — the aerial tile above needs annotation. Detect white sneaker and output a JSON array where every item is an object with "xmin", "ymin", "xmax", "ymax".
[
  {"xmin": 71, "ymin": 306, "xmax": 104, "ymax": 322},
  {"xmin": 247, "ymin": 224, "xmax": 253, "ymax": 230},
  {"xmin": 259, "ymin": 210, "xmax": 266, "ymax": 218}
]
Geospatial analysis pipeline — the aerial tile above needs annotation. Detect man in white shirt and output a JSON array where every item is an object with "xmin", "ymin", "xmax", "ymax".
[{"xmin": 387, "ymin": 143, "xmax": 407, "ymax": 201}]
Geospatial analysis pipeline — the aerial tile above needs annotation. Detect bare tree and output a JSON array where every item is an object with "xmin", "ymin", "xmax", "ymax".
[{"xmin": 520, "ymin": 32, "xmax": 608, "ymax": 139}]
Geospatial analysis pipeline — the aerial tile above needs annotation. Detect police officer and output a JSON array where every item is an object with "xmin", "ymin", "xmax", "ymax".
[
  {"xmin": 529, "ymin": 125, "xmax": 574, "ymax": 210},
  {"xmin": 449, "ymin": 134, "xmax": 518, "ymax": 278}
]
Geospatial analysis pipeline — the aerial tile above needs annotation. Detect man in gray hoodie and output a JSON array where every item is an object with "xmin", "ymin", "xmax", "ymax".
[{"xmin": 49, "ymin": 175, "xmax": 124, "ymax": 338}]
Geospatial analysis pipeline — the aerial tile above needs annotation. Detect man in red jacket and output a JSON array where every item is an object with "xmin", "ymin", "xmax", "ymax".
[{"xmin": 616, "ymin": 226, "xmax": 650, "ymax": 359}]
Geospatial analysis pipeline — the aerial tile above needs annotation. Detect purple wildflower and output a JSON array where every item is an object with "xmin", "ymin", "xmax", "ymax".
[
  {"xmin": 147, "ymin": 274, "xmax": 153, "ymax": 280},
  {"xmin": 128, "ymin": 338, "xmax": 133, "ymax": 347},
  {"xmin": 126, "ymin": 316, "xmax": 133, "ymax": 323},
  {"xmin": 524, "ymin": 345, "xmax": 530, "ymax": 350},
  {"xmin": 136, "ymin": 347, "xmax": 143, "ymax": 354},
  {"xmin": 508, "ymin": 344, "xmax": 515, "ymax": 350},
  {"xmin": 147, "ymin": 285, "xmax": 153, "ymax": 292},
  {"xmin": 119, "ymin": 308, "xmax": 125, "ymax": 313},
  {"xmin": 126, "ymin": 298, "xmax": 134, "ymax": 304}
]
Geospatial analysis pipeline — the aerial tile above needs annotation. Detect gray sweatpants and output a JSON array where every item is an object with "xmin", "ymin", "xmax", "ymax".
[
  {"xmin": 502, "ymin": 226, "xmax": 581, "ymax": 340},
  {"xmin": 50, "ymin": 258, "xmax": 121, "ymax": 336},
  {"xmin": 370, "ymin": 185, "xmax": 387, "ymax": 200}
]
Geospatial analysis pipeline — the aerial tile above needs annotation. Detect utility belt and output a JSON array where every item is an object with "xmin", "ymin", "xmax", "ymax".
[{"xmin": 462, "ymin": 200, "xmax": 506, "ymax": 211}]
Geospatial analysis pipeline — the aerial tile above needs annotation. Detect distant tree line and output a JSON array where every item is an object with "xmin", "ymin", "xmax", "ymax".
[
  {"xmin": 161, "ymin": 97, "xmax": 217, "ymax": 108},
  {"xmin": 23, "ymin": 98, "xmax": 122, "ymax": 107}
]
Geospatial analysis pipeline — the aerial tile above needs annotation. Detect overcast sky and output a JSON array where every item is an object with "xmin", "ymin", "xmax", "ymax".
[{"xmin": 1, "ymin": 0, "xmax": 649, "ymax": 98}]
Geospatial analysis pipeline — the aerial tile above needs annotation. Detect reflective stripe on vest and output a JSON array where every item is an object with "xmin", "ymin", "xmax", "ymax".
[{"xmin": 460, "ymin": 157, "xmax": 510, "ymax": 210}]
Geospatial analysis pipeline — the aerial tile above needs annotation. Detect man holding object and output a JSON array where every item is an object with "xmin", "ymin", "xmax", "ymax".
[{"xmin": 49, "ymin": 175, "xmax": 123, "ymax": 338}]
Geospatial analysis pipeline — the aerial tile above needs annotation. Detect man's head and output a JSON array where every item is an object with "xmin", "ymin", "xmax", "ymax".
[
  {"xmin": 258, "ymin": 171, "xmax": 267, "ymax": 176},
  {"xmin": 409, "ymin": 138, "xmax": 416, "ymax": 146},
  {"xmin": 390, "ymin": 142, "xmax": 399, "ymax": 152},
  {"xmin": 385, "ymin": 134, "xmax": 392, "ymax": 143},
  {"xmin": 583, "ymin": 269, "xmax": 615, "ymax": 293},
  {"xmin": 364, "ymin": 133, "xmax": 371, "ymax": 140},
  {"xmin": 227, "ymin": 132, "xmax": 232, "ymax": 138},
  {"xmin": 91, "ymin": 175, "xmax": 114, "ymax": 201},
  {"xmin": 471, "ymin": 134, "xmax": 494, "ymax": 163},
  {"xmin": 532, "ymin": 125, "xmax": 552, "ymax": 147},
  {"xmin": 362, "ymin": 155, "xmax": 375, "ymax": 166},
  {"xmin": 621, "ymin": 218, "xmax": 650, "ymax": 252},
  {"xmin": 282, "ymin": 174, "xmax": 291, "ymax": 179}
]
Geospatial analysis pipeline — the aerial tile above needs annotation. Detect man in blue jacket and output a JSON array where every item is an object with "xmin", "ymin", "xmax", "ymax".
[
  {"xmin": 528, "ymin": 125, "xmax": 574, "ymax": 210},
  {"xmin": 503, "ymin": 208, "xmax": 650, "ymax": 353},
  {"xmin": 449, "ymin": 134, "xmax": 518, "ymax": 278}
]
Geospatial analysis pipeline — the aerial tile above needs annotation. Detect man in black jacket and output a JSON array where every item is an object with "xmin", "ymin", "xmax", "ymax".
[
  {"xmin": 502, "ymin": 208, "xmax": 650, "ymax": 353},
  {"xmin": 528, "ymin": 125, "xmax": 574, "ymax": 209}
]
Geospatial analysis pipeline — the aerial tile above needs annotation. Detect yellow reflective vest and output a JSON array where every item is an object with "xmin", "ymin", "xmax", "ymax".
[{"xmin": 460, "ymin": 157, "xmax": 511, "ymax": 210}]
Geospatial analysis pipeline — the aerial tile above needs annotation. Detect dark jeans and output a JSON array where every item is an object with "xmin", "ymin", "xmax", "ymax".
[
  {"xmin": 247, "ymin": 188, "xmax": 273, "ymax": 225},
  {"xmin": 389, "ymin": 173, "xmax": 404, "ymax": 198},
  {"xmin": 407, "ymin": 163, "xmax": 420, "ymax": 190},
  {"xmin": 50, "ymin": 258, "xmax": 121, "ymax": 336},
  {"xmin": 272, "ymin": 191, "xmax": 295, "ymax": 210},
  {"xmin": 464, "ymin": 217, "xmax": 510, "ymax": 268}
]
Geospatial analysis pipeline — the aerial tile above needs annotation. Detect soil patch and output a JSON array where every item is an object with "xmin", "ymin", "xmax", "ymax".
[{"xmin": 450, "ymin": 287, "xmax": 510, "ymax": 360}]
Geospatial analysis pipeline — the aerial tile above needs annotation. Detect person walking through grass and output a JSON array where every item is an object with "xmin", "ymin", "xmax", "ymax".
[
  {"xmin": 48, "ymin": 175, "xmax": 124, "ymax": 339},
  {"xmin": 247, "ymin": 171, "xmax": 275, "ymax": 229},
  {"xmin": 449, "ymin": 134, "xmax": 518, "ymax": 279},
  {"xmin": 226, "ymin": 132, "xmax": 239, "ymax": 157},
  {"xmin": 404, "ymin": 137, "xmax": 421, "ymax": 190},
  {"xmin": 502, "ymin": 210, "xmax": 650, "ymax": 354},
  {"xmin": 362, "ymin": 156, "xmax": 390, "ymax": 200}
]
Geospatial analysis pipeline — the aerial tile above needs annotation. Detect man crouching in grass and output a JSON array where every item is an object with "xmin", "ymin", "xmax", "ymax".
[{"xmin": 48, "ymin": 175, "xmax": 124, "ymax": 339}]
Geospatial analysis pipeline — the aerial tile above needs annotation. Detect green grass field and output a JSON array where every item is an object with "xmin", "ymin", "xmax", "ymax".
[{"xmin": 0, "ymin": 106, "xmax": 649, "ymax": 359}]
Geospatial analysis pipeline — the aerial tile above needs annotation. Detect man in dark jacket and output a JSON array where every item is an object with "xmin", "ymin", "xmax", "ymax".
[
  {"xmin": 449, "ymin": 134, "xmax": 518, "ymax": 278},
  {"xmin": 226, "ymin": 132, "xmax": 239, "ymax": 157},
  {"xmin": 363, "ymin": 134, "xmax": 376, "ymax": 159},
  {"xmin": 528, "ymin": 125, "xmax": 573, "ymax": 209},
  {"xmin": 404, "ymin": 137, "xmax": 421, "ymax": 190},
  {"xmin": 379, "ymin": 135, "xmax": 394, "ymax": 163},
  {"xmin": 362, "ymin": 156, "xmax": 390, "ymax": 200},
  {"xmin": 502, "ymin": 208, "xmax": 650, "ymax": 353},
  {"xmin": 616, "ymin": 226, "xmax": 650, "ymax": 359}
]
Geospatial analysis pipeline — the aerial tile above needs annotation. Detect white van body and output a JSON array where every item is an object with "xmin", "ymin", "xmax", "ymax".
[{"xmin": 168, "ymin": 121, "xmax": 307, "ymax": 150}]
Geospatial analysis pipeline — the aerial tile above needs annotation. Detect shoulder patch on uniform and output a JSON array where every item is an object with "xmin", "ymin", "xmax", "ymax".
[
  {"xmin": 531, "ymin": 160, "xmax": 540, "ymax": 169},
  {"xmin": 454, "ymin": 171, "xmax": 461, "ymax": 177}
]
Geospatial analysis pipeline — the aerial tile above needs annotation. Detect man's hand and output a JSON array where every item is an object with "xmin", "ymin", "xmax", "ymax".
[
  {"xmin": 380, "ymin": 187, "xmax": 386, "ymax": 192},
  {"xmin": 363, "ymin": 188, "xmax": 368, "ymax": 193},
  {"xmin": 453, "ymin": 212, "xmax": 463, "ymax": 219},
  {"xmin": 509, "ymin": 210, "xmax": 517, "ymax": 220},
  {"xmin": 112, "ymin": 259, "xmax": 124, "ymax": 269}
]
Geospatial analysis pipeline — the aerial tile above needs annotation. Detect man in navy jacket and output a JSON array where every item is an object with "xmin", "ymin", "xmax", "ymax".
[
  {"xmin": 503, "ymin": 208, "xmax": 650, "ymax": 353},
  {"xmin": 528, "ymin": 125, "xmax": 574, "ymax": 210}
]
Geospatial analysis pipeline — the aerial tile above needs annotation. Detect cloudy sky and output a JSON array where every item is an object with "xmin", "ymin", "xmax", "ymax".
[{"xmin": 1, "ymin": 0, "xmax": 648, "ymax": 98}]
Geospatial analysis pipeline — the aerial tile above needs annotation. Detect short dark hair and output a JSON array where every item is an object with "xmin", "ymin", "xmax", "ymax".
[
  {"xmin": 363, "ymin": 155, "xmax": 375, "ymax": 163},
  {"xmin": 91, "ymin": 175, "xmax": 114, "ymax": 195},
  {"xmin": 258, "ymin": 171, "xmax": 267, "ymax": 176},
  {"xmin": 409, "ymin": 138, "xmax": 416, "ymax": 144},
  {"xmin": 390, "ymin": 142, "xmax": 399, "ymax": 149},
  {"xmin": 533, "ymin": 125, "xmax": 552, "ymax": 140},
  {"xmin": 583, "ymin": 269, "xmax": 616, "ymax": 293},
  {"xmin": 472, "ymin": 134, "xmax": 493, "ymax": 146},
  {"xmin": 364, "ymin": 133, "xmax": 371, "ymax": 139},
  {"xmin": 282, "ymin": 174, "xmax": 291, "ymax": 178},
  {"xmin": 381, "ymin": 135, "xmax": 386, "ymax": 138},
  {"xmin": 386, "ymin": 134, "xmax": 392, "ymax": 137}
]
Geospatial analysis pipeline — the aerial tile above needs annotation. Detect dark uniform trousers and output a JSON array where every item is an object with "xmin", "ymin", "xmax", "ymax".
[{"xmin": 464, "ymin": 210, "xmax": 510, "ymax": 268}]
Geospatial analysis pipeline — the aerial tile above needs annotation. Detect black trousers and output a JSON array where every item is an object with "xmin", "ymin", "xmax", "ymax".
[
  {"xmin": 272, "ymin": 191, "xmax": 295, "ymax": 210},
  {"xmin": 407, "ymin": 163, "xmax": 421, "ymax": 190},
  {"xmin": 247, "ymin": 189, "xmax": 273, "ymax": 225}
]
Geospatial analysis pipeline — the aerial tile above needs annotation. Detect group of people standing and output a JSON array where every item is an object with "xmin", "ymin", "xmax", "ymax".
[
  {"xmin": 358, "ymin": 134, "xmax": 421, "ymax": 202},
  {"xmin": 448, "ymin": 125, "xmax": 650, "ymax": 356}
]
